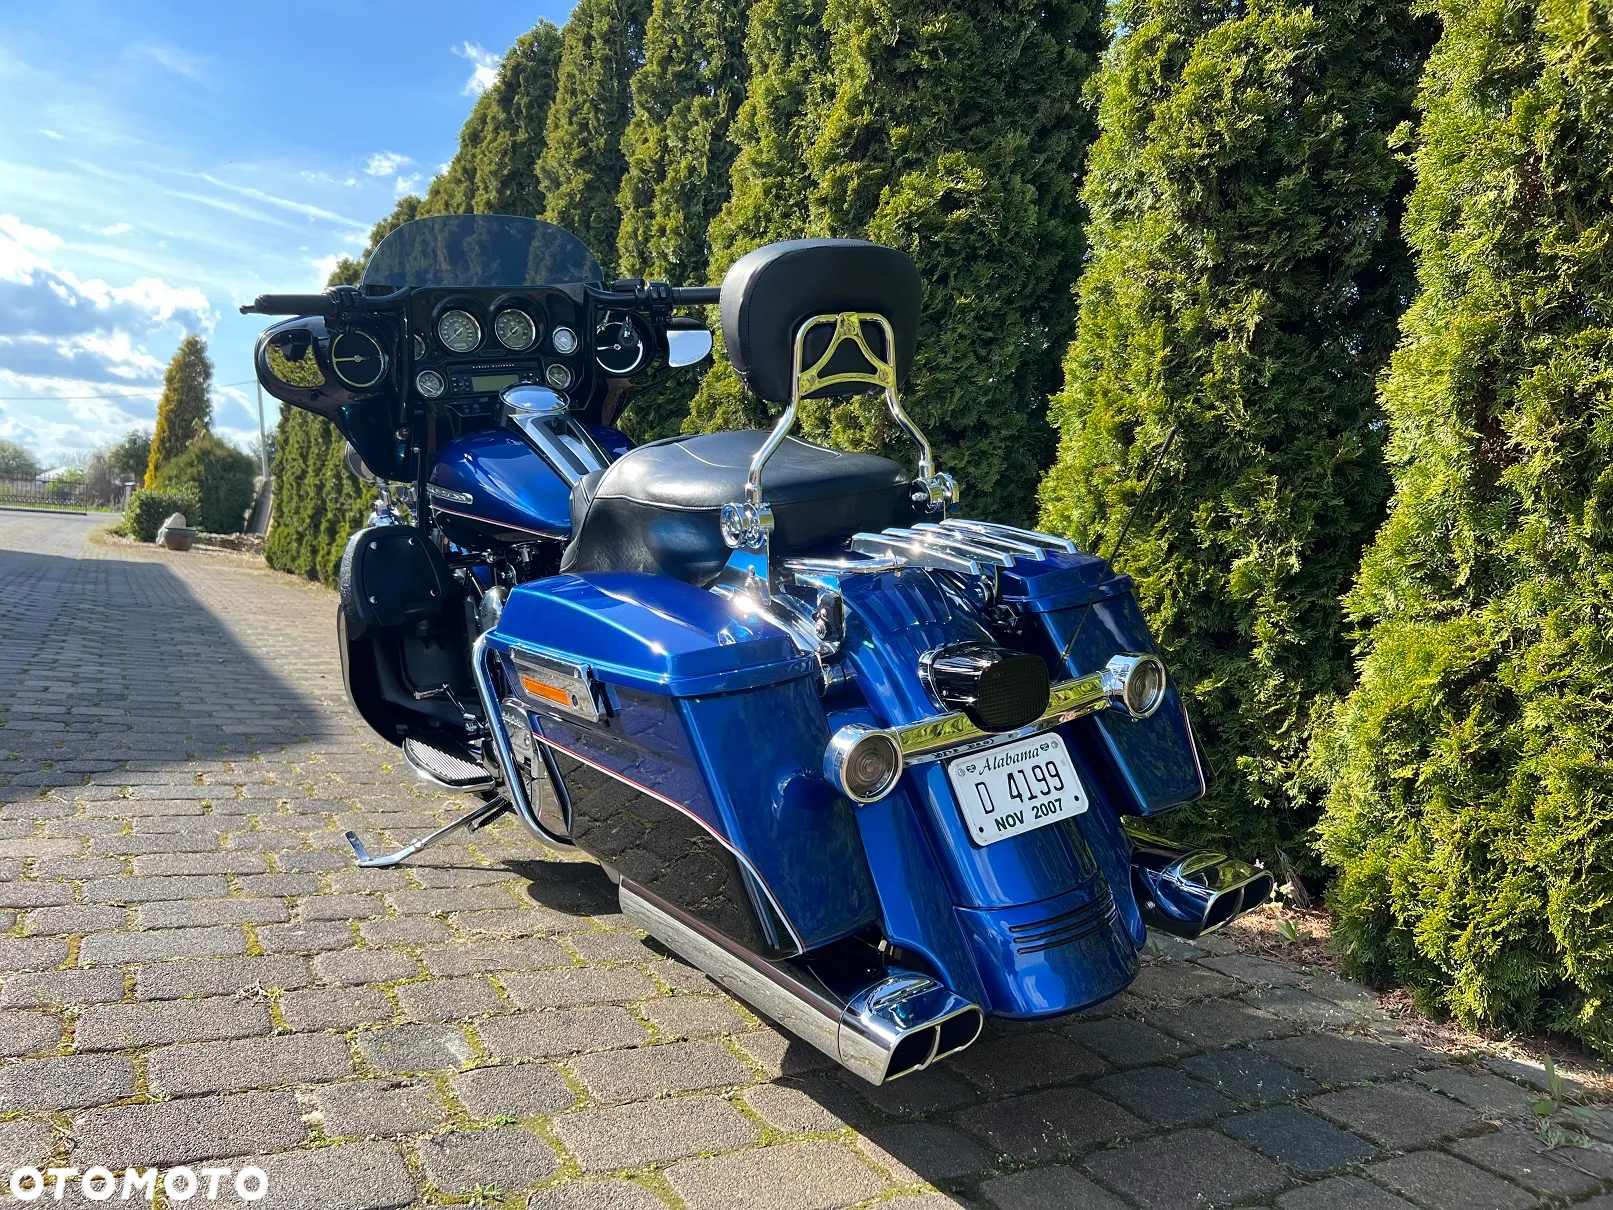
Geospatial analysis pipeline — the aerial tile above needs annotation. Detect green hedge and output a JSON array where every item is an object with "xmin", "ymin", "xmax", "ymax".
[
  {"xmin": 1315, "ymin": 0, "xmax": 1613, "ymax": 1057},
  {"xmin": 263, "ymin": 406, "xmax": 371, "ymax": 585},
  {"xmin": 125, "ymin": 488, "xmax": 200, "ymax": 543},
  {"xmin": 155, "ymin": 433, "xmax": 256, "ymax": 534},
  {"xmin": 1037, "ymin": 0, "xmax": 1429, "ymax": 872}
]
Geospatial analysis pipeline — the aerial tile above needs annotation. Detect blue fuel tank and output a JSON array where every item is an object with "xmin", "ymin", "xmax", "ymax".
[{"xmin": 427, "ymin": 426, "xmax": 632, "ymax": 548}]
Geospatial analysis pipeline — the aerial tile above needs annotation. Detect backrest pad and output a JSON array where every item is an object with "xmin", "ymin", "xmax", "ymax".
[{"xmin": 718, "ymin": 240, "xmax": 922, "ymax": 405}]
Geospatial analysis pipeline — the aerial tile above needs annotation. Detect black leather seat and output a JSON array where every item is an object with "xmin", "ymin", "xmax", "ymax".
[
  {"xmin": 564, "ymin": 239, "xmax": 927, "ymax": 585},
  {"xmin": 560, "ymin": 430, "xmax": 919, "ymax": 585}
]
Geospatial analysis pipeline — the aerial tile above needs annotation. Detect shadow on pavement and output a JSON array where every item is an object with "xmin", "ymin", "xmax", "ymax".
[{"xmin": 0, "ymin": 547, "xmax": 341, "ymax": 792}]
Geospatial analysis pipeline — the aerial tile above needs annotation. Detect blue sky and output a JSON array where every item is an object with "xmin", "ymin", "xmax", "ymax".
[{"xmin": 0, "ymin": 0, "xmax": 573, "ymax": 465}]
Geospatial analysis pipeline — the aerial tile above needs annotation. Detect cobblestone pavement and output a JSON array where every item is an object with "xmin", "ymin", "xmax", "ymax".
[{"xmin": 2, "ymin": 511, "xmax": 1611, "ymax": 1210}]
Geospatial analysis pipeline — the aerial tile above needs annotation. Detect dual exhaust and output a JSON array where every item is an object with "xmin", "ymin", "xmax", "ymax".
[
  {"xmin": 1127, "ymin": 825, "xmax": 1275, "ymax": 939},
  {"xmin": 619, "ymin": 884, "xmax": 982, "ymax": 1085},
  {"xmin": 620, "ymin": 830, "xmax": 1269, "ymax": 1085}
]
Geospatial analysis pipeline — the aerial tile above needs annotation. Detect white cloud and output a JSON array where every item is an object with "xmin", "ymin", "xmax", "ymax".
[
  {"xmin": 100, "ymin": 222, "xmax": 133, "ymax": 236},
  {"xmin": 394, "ymin": 174, "xmax": 422, "ymax": 197},
  {"xmin": 38, "ymin": 128, "xmax": 62, "ymax": 140},
  {"xmin": 0, "ymin": 214, "xmax": 213, "ymax": 461},
  {"xmin": 310, "ymin": 252, "xmax": 343, "ymax": 284},
  {"xmin": 454, "ymin": 42, "xmax": 500, "ymax": 95},
  {"xmin": 135, "ymin": 43, "xmax": 210, "ymax": 83},
  {"xmin": 365, "ymin": 151, "xmax": 412, "ymax": 178}
]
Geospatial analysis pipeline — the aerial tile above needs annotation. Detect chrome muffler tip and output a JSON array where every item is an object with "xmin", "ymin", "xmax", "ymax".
[
  {"xmin": 1127, "ymin": 827, "xmax": 1276, "ymax": 939},
  {"xmin": 838, "ymin": 973, "xmax": 985, "ymax": 1084},
  {"xmin": 618, "ymin": 883, "xmax": 984, "ymax": 1086}
]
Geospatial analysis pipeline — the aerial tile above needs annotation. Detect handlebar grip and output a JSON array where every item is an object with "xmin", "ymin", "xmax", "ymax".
[
  {"xmin": 670, "ymin": 286, "xmax": 720, "ymax": 306},
  {"xmin": 240, "ymin": 293, "xmax": 332, "ymax": 316}
]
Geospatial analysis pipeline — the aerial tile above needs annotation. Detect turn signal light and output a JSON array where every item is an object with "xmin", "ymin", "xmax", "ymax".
[
  {"xmin": 1101, "ymin": 654, "xmax": 1167, "ymax": 718},
  {"xmin": 824, "ymin": 725, "xmax": 904, "ymax": 803}
]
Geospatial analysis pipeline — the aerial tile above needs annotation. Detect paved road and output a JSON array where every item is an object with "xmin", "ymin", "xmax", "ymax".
[{"xmin": 1, "ymin": 511, "xmax": 1609, "ymax": 1209}]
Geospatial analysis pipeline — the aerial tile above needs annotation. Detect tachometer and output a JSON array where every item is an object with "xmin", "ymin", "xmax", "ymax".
[
  {"xmin": 330, "ymin": 331, "xmax": 386, "ymax": 389},
  {"xmin": 595, "ymin": 313, "xmax": 647, "ymax": 376},
  {"xmin": 437, "ymin": 309, "xmax": 481, "ymax": 354},
  {"xmin": 494, "ymin": 309, "xmax": 537, "ymax": 351}
]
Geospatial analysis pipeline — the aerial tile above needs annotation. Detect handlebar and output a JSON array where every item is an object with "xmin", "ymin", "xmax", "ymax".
[
  {"xmin": 240, "ymin": 283, "xmax": 717, "ymax": 317},
  {"xmin": 240, "ymin": 293, "xmax": 333, "ymax": 316}
]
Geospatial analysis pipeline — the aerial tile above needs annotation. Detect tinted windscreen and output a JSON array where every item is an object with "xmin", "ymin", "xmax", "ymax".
[{"xmin": 362, "ymin": 215, "xmax": 603, "ymax": 289}]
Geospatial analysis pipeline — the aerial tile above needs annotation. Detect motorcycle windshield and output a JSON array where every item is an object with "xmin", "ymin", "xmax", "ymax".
[{"xmin": 361, "ymin": 215, "xmax": 604, "ymax": 289}]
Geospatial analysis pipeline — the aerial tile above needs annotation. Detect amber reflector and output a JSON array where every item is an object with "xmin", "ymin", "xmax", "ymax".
[{"xmin": 519, "ymin": 674, "xmax": 570, "ymax": 706}]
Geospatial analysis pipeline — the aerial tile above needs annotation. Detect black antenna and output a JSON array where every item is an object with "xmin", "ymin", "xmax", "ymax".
[{"xmin": 1057, "ymin": 424, "xmax": 1178, "ymax": 669}]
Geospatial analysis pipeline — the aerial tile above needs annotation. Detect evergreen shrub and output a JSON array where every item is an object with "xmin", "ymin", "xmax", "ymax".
[
  {"xmin": 155, "ymin": 433, "xmax": 257, "ymax": 534},
  {"xmin": 1316, "ymin": 0, "xmax": 1613, "ymax": 1056},
  {"xmin": 1038, "ymin": 0, "xmax": 1431, "ymax": 868},
  {"xmin": 126, "ymin": 488, "xmax": 200, "ymax": 543}
]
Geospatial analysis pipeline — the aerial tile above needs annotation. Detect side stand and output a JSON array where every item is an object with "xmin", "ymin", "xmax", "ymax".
[{"xmin": 344, "ymin": 796, "xmax": 511, "ymax": 869}]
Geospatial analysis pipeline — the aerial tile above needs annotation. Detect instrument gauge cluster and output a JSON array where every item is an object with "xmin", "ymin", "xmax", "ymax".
[{"xmin": 408, "ymin": 288, "xmax": 588, "ymax": 405}]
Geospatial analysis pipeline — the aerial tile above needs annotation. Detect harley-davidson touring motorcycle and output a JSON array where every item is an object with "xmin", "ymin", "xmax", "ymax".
[{"xmin": 246, "ymin": 214, "xmax": 1272, "ymax": 1085}]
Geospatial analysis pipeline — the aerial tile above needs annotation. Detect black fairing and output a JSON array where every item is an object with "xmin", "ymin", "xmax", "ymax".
[
  {"xmin": 719, "ymin": 239, "xmax": 922, "ymax": 404},
  {"xmin": 337, "ymin": 527, "xmax": 474, "ymax": 745},
  {"xmin": 255, "ymin": 317, "xmax": 413, "ymax": 481},
  {"xmin": 561, "ymin": 429, "xmax": 920, "ymax": 585}
]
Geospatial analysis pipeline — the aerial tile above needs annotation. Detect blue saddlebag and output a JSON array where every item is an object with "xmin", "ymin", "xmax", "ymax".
[{"xmin": 486, "ymin": 572, "xmax": 881, "ymax": 959}]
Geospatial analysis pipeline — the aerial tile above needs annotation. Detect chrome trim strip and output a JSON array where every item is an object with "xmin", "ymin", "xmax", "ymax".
[
  {"xmin": 850, "ymin": 532, "xmax": 988, "ymax": 577},
  {"xmin": 896, "ymin": 672, "xmax": 1108, "ymax": 763},
  {"xmin": 427, "ymin": 504, "xmax": 564, "ymax": 542},
  {"xmin": 531, "ymin": 732, "xmax": 806, "ymax": 956}
]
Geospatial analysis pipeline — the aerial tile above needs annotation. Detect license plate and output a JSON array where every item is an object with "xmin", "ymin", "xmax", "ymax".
[{"xmin": 947, "ymin": 732, "xmax": 1087, "ymax": 846}]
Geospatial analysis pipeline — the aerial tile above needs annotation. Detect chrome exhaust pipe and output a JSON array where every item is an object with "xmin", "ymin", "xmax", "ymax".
[
  {"xmin": 619, "ymin": 882, "xmax": 983, "ymax": 1084},
  {"xmin": 1126, "ymin": 826, "xmax": 1275, "ymax": 940}
]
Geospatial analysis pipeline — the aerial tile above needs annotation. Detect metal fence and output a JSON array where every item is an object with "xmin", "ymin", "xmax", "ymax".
[{"xmin": 0, "ymin": 476, "xmax": 121, "ymax": 511}]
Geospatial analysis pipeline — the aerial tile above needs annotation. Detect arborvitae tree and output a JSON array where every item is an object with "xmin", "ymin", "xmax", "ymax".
[
  {"xmin": 682, "ymin": 0, "xmax": 833, "ymax": 434},
  {"xmin": 424, "ymin": 23, "xmax": 564, "ymax": 218},
  {"xmin": 613, "ymin": 0, "xmax": 750, "ymax": 439},
  {"xmin": 1316, "ymin": 0, "xmax": 1613, "ymax": 1056},
  {"xmin": 537, "ymin": 0, "xmax": 652, "ymax": 274},
  {"xmin": 1036, "ymin": 0, "xmax": 1430, "ymax": 870},
  {"xmin": 144, "ymin": 335, "xmax": 213, "ymax": 487},
  {"xmin": 786, "ymin": 0, "xmax": 1106, "ymax": 525}
]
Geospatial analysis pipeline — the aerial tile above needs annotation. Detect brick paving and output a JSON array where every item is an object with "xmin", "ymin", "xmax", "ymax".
[{"xmin": 2, "ymin": 510, "xmax": 1611, "ymax": 1209}]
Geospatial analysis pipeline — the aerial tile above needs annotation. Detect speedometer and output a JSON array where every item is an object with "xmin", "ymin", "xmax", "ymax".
[
  {"xmin": 494, "ymin": 309, "xmax": 537, "ymax": 351},
  {"xmin": 437, "ymin": 309, "xmax": 481, "ymax": 354}
]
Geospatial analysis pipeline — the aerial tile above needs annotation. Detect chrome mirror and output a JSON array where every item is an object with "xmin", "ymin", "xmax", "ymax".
[{"xmin": 667, "ymin": 326, "xmax": 714, "ymax": 369}]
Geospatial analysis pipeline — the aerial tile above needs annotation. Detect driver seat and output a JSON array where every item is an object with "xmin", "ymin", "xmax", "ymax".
[{"xmin": 562, "ymin": 239, "xmax": 925, "ymax": 586}]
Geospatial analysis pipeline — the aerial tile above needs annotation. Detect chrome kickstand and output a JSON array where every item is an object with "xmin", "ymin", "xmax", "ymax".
[{"xmin": 345, "ymin": 796, "xmax": 511, "ymax": 869}]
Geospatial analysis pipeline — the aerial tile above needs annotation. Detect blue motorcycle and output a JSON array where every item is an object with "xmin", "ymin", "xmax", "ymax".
[{"xmin": 247, "ymin": 214, "xmax": 1271, "ymax": 1085}]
